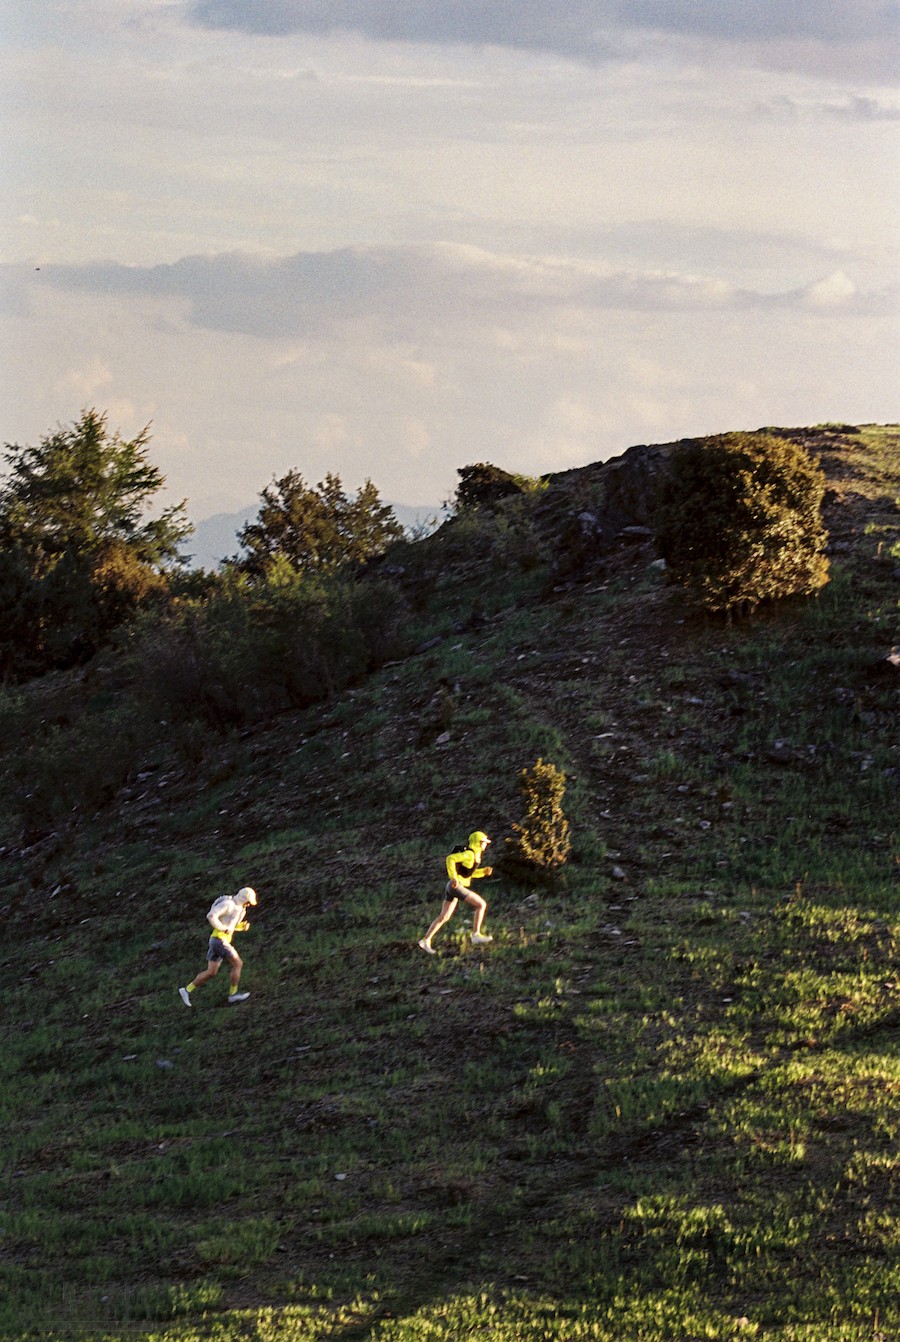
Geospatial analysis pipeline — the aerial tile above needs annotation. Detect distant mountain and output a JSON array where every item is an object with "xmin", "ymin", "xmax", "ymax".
[{"xmin": 181, "ymin": 501, "xmax": 442, "ymax": 570}]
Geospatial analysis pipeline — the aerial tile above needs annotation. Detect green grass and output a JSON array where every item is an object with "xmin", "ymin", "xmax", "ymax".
[{"xmin": 0, "ymin": 426, "xmax": 897, "ymax": 1340}]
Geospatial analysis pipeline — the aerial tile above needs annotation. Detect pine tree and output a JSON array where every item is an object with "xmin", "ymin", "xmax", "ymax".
[
  {"xmin": 234, "ymin": 470, "xmax": 404, "ymax": 578},
  {"xmin": 0, "ymin": 409, "xmax": 190, "ymax": 675}
]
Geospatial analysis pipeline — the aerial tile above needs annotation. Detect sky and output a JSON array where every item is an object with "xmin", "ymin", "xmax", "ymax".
[{"xmin": 2, "ymin": 1, "xmax": 898, "ymax": 534}]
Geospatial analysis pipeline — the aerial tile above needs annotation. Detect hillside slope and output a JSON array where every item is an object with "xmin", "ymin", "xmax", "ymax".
[{"xmin": 1, "ymin": 425, "xmax": 897, "ymax": 1341}]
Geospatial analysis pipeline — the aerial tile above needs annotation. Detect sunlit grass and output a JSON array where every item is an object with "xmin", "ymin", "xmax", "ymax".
[{"xmin": 0, "ymin": 426, "xmax": 896, "ymax": 1338}]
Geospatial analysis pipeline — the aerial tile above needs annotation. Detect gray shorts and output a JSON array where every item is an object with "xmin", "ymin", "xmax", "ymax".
[
  {"xmin": 445, "ymin": 882, "xmax": 479, "ymax": 903},
  {"xmin": 207, "ymin": 936, "xmax": 239, "ymax": 964}
]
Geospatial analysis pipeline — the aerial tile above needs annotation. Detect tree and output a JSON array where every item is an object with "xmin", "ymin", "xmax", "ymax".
[
  {"xmin": 0, "ymin": 409, "xmax": 191, "ymax": 675},
  {"xmin": 655, "ymin": 432, "xmax": 829, "ymax": 616},
  {"xmin": 234, "ymin": 470, "xmax": 404, "ymax": 578},
  {"xmin": 1, "ymin": 409, "xmax": 190, "ymax": 570}
]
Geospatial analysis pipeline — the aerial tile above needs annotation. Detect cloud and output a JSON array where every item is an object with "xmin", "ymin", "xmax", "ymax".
[
  {"xmin": 4, "ymin": 256, "xmax": 896, "ymax": 522},
  {"xmin": 614, "ymin": 0, "xmax": 898, "ymax": 45},
  {"xmin": 36, "ymin": 244, "xmax": 890, "ymax": 347},
  {"xmin": 56, "ymin": 357, "xmax": 114, "ymax": 399},
  {"xmin": 824, "ymin": 94, "xmax": 900, "ymax": 121},
  {"xmin": 802, "ymin": 270, "xmax": 859, "ymax": 307},
  {"xmin": 756, "ymin": 93, "xmax": 900, "ymax": 121},
  {"xmin": 187, "ymin": 1, "xmax": 612, "ymax": 54},
  {"xmin": 187, "ymin": 1, "xmax": 900, "ymax": 76}
]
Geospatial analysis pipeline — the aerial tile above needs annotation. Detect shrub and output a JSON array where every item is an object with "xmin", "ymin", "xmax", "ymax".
[
  {"xmin": 489, "ymin": 497, "xmax": 544, "ymax": 572},
  {"xmin": 656, "ymin": 432, "xmax": 829, "ymax": 616},
  {"xmin": 454, "ymin": 463, "xmax": 544, "ymax": 514},
  {"xmin": 10, "ymin": 705, "xmax": 151, "ymax": 834},
  {"xmin": 503, "ymin": 757, "xmax": 572, "ymax": 883},
  {"xmin": 90, "ymin": 541, "xmax": 169, "ymax": 633},
  {"xmin": 137, "ymin": 568, "xmax": 412, "ymax": 729}
]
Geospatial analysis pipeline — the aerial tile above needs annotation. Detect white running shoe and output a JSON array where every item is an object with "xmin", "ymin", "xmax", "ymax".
[
  {"xmin": 417, "ymin": 939, "xmax": 436, "ymax": 955},
  {"xmin": 228, "ymin": 991, "xmax": 250, "ymax": 1003},
  {"xmin": 178, "ymin": 987, "xmax": 191, "ymax": 1007},
  {"xmin": 471, "ymin": 932, "xmax": 493, "ymax": 945}
]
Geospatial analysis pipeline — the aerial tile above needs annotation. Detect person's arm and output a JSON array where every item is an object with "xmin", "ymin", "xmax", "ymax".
[
  {"xmin": 208, "ymin": 899, "xmax": 239, "ymax": 933},
  {"xmin": 446, "ymin": 850, "xmax": 470, "ymax": 893}
]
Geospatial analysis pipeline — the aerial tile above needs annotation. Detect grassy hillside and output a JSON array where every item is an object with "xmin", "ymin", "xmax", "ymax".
[{"xmin": 1, "ymin": 425, "xmax": 897, "ymax": 1341}]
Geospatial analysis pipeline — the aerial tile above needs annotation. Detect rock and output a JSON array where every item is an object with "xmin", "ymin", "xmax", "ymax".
[
  {"xmin": 767, "ymin": 739, "xmax": 802, "ymax": 765},
  {"xmin": 602, "ymin": 442, "xmax": 678, "ymax": 527}
]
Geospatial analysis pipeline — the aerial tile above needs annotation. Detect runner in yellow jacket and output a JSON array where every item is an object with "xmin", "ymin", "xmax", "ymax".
[{"xmin": 418, "ymin": 831, "xmax": 493, "ymax": 954}]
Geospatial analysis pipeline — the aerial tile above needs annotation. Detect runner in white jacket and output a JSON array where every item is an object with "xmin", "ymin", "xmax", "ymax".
[{"xmin": 179, "ymin": 887, "xmax": 258, "ymax": 1006}]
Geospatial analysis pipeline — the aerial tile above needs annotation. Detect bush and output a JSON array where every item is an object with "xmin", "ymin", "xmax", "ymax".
[
  {"xmin": 503, "ymin": 757, "xmax": 572, "ymax": 883},
  {"xmin": 454, "ymin": 463, "xmax": 544, "ymax": 514},
  {"xmin": 9, "ymin": 705, "xmax": 152, "ymax": 835},
  {"xmin": 655, "ymin": 433, "xmax": 829, "ymax": 616},
  {"xmin": 137, "ymin": 568, "xmax": 412, "ymax": 729}
]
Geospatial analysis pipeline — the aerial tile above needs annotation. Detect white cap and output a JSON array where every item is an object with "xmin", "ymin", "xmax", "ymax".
[{"xmin": 236, "ymin": 886, "xmax": 258, "ymax": 905}]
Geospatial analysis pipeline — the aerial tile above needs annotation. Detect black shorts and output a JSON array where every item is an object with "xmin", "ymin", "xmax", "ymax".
[{"xmin": 207, "ymin": 936, "xmax": 239, "ymax": 964}]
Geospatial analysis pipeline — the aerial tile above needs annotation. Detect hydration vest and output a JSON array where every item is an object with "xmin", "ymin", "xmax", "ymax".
[{"xmin": 450, "ymin": 845, "xmax": 477, "ymax": 876}]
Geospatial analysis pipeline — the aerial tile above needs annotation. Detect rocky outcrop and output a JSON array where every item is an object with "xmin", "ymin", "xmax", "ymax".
[
  {"xmin": 602, "ymin": 442, "xmax": 680, "ymax": 526},
  {"xmin": 537, "ymin": 440, "xmax": 680, "ymax": 586}
]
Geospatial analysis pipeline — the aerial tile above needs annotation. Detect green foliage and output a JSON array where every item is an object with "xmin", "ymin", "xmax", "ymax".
[
  {"xmin": 0, "ymin": 564, "xmax": 410, "ymax": 837},
  {"xmin": 0, "ymin": 424, "xmax": 896, "ymax": 1340},
  {"xmin": 0, "ymin": 409, "xmax": 190, "ymax": 568},
  {"xmin": 233, "ymin": 469, "xmax": 404, "ymax": 578},
  {"xmin": 0, "ymin": 410, "xmax": 190, "ymax": 677},
  {"xmin": 137, "ymin": 566, "xmax": 412, "ymax": 728},
  {"xmin": 9, "ymin": 703, "xmax": 153, "ymax": 835},
  {"xmin": 489, "ymin": 496, "xmax": 545, "ymax": 571},
  {"xmin": 454, "ymin": 461, "xmax": 545, "ymax": 513},
  {"xmin": 656, "ymin": 432, "xmax": 830, "ymax": 615},
  {"xmin": 504, "ymin": 757, "xmax": 572, "ymax": 882}
]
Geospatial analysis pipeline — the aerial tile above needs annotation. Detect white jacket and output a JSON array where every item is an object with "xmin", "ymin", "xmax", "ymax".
[{"xmin": 206, "ymin": 895, "xmax": 248, "ymax": 941}]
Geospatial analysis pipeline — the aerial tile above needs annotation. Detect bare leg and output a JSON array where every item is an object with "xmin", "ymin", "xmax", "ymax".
[
  {"xmin": 189, "ymin": 960, "xmax": 221, "ymax": 990},
  {"xmin": 190, "ymin": 947, "xmax": 242, "ymax": 990},
  {"xmin": 465, "ymin": 892, "xmax": 487, "ymax": 935},
  {"xmin": 422, "ymin": 897, "xmax": 459, "ymax": 945}
]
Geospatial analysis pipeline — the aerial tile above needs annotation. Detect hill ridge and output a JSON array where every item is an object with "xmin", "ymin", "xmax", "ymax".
[{"xmin": 0, "ymin": 423, "xmax": 897, "ymax": 1340}]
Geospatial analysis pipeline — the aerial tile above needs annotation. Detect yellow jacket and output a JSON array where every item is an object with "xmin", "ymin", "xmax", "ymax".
[{"xmin": 446, "ymin": 845, "xmax": 490, "ymax": 890}]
